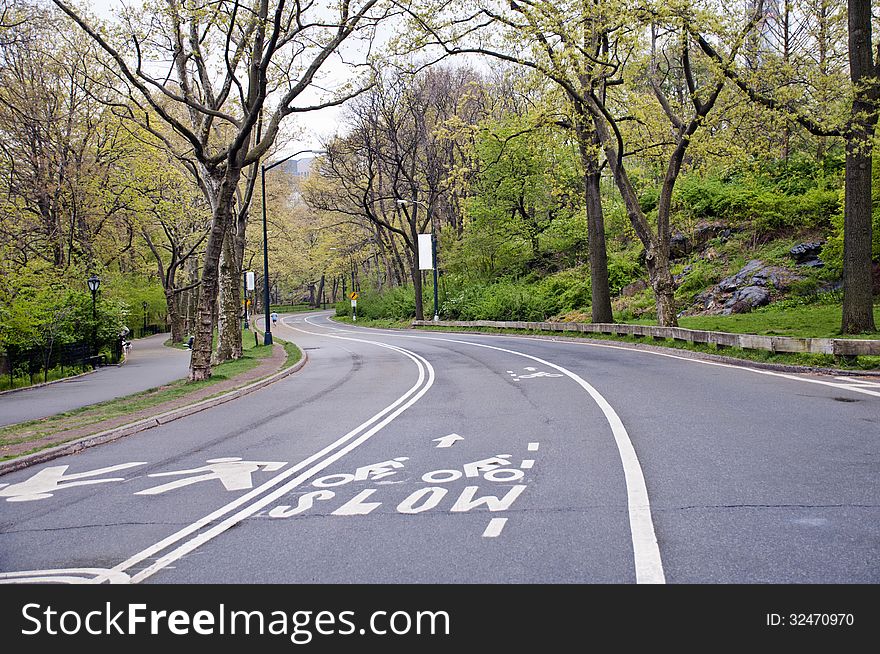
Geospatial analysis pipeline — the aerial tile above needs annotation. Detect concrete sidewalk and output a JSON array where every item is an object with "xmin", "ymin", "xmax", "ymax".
[{"xmin": 0, "ymin": 333, "xmax": 190, "ymax": 427}]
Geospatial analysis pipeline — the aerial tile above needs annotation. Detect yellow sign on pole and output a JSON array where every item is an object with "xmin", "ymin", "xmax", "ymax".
[{"xmin": 349, "ymin": 292, "xmax": 359, "ymax": 300}]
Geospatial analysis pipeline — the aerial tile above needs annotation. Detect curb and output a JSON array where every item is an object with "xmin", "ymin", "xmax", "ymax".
[
  {"xmin": 0, "ymin": 367, "xmax": 99, "ymax": 396},
  {"xmin": 0, "ymin": 350, "xmax": 308, "ymax": 476}
]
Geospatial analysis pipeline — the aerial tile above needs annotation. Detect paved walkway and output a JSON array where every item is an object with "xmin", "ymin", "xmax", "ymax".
[
  {"xmin": 0, "ymin": 341, "xmax": 288, "ymax": 460},
  {"xmin": 0, "ymin": 333, "xmax": 191, "ymax": 427}
]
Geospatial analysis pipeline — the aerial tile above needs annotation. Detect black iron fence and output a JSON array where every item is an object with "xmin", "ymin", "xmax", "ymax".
[
  {"xmin": 1, "ymin": 340, "xmax": 112, "ymax": 390},
  {"xmin": 130, "ymin": 323, "xmax": 170, "ymax": 340}
]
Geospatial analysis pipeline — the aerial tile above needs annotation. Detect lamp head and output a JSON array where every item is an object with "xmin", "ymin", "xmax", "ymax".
[{"xmin": 87, "ymin": 275, "xmax": 101, "ymax": 293}]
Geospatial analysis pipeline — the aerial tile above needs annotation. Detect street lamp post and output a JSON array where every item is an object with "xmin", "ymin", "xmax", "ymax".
[
  {"xmin": 397, "ymin": 198, "xmax": 439, "ymax": 321},
  {"xmin": 142, "ymin": 300, "xmax": 148, "ymax": 335},
  {"xmin": 260, "ymin": 148, "xmax": 326, "ymax": 345},
  {"xmin": 87, "ymin": 274, "xmax": 100, "ymax": 358}
]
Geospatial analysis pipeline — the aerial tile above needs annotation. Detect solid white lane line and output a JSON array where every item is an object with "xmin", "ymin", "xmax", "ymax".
[
  {"xmin": 108, "ymin": 334, "xmax": 434, "ymax": 583},
  {"xmin": 130, "ymin": 345, "xmax": 435, "ymax": 583},
  {"xmin": 482, "ymin": 518, "xmax": 508, "ymax": 538}
]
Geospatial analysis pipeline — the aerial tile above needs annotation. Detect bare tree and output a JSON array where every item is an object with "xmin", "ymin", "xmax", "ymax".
[{"xmin": 53, "ymin": 0, "xmax": 391, "ymax": 379}]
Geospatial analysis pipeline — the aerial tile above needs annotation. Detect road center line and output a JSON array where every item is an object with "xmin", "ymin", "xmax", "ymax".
[{"xmin": 106, "ymin": 331, "xmax": 435, "ymax": 583}]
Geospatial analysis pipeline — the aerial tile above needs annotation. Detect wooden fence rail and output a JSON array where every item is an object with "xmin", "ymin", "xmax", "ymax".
[{"xmin": 411, "ymin": 320, "xmax": 880, "ymax": 357}]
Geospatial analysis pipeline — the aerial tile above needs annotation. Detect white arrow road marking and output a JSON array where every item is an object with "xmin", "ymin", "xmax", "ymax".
[
  {"xmin": 433, "ymin": 434, "xmax": 464, "ymax": 448},
  {"xmin": 99, "ymin": 331, "xmax": 435, "ymax": 585},
  {"xmin": 0, "ymin": 462, "xmax": 146, "ymax": 502}
]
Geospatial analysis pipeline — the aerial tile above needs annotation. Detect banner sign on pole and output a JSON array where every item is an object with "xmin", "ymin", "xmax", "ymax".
[
  {"xmin": 418, "ymin": 234, "xmax": 433, "ymax": 270},
  {"xmin": 245, "ymin": 271, "xmax": 255, "ymax": 290}
]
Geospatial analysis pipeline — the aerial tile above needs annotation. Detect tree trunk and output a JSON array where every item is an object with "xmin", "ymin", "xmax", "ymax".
[
  {"xmin": 317, "ymin": 275, "xmax": 326, "ymax": 308},
  {"xmin": 215, "ymin": 230, "xmax": 242, "ymax": 363},
  {"xmin": 574, "ymin": 112, "xmax": 614, "ymax": 324},
  {"xmin": 841, "ymin": 0, "xmax": 878, "ymax": 334},
  {"xmin": 167, "ymin": 288, "xmax": 184, "ymax": 343},
  {"xmin": 645, "ymin": 246, "xmax": 678, "ymax": 327},
  {"xmin": 586, "ymin": 170, "xmax": 613, "ymax": 323},
  {"xmin": 189, "ymin": 170, "xmax": 239, "ymax": 381}
]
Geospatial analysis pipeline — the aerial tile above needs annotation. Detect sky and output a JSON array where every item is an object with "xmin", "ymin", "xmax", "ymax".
[{"xmin": 84, "ymin": 0, "xmax": 360, "ymax": 158}]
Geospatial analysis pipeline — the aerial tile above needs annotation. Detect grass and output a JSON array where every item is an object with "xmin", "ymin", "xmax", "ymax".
[
  {"xmin": 678, "ymin": 303, "xmax": 880, "ymax": 339},
  {"xmin": 0, "ymin": 330, "xmax": 302, "ymax": 461},
  {"xmin": 0, "ymin": 364, "xmax": 93, "ymax": 392}
]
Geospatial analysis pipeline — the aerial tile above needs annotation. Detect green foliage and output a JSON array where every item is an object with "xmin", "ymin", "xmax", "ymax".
[
  {"xmin": 449, "ymin": 112, "xmax": 584, "ymax": 281},
  {"xmin": 675, "ymin": 260, "xmax": 721, "ymax": 298},
  {"xmin": 336, "ymin": 286, "xmax": 416, "ymax": 320},
  {"xmin": 672, "ymin": 168, "xmax": 841, "ymax": 235},
  {"xmin": 0, "ymin": 262, "xmax": 127, "ymax": 351},
  {"xmin": 822, "ymin": 152, "xmax": 880, "ymax": 274}
]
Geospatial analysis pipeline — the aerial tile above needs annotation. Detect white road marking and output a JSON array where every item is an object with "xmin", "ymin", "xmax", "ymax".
[
  {"xmin": 397, "ymin": 487, "xmax": 448, "ymax": 514},
  {"xmin": 433, "ymin": 433, "xmax": 464, "ymax": 448},
  {"xmin": 317, "ymin": 314, "xmax": 880, "ymax": 399},
  {"xmin": 521, "ymin": 459, "xmax": 535, "ymax": 469},
  {"xmin": 303, "ymin": 316, "xmax": 665, "ymax": 584},
  {"xmin": 528, "ymin": 442, "xmax": 540, "ymax": 451},
  {"xmin": 0, "ymin": 568, "xmax": 132, "ymax": 584},
  {"xmin": 112, "ymin": 332, "xmax": 435, "ymax": 584},
  {"xmin": 1, "ymin": 462, "xmax": 146, "ymax": 502},
  {"xmin": 331, "ymin": 489, "xmax": 382, "ymax": 516},
  {"xmin": 451, "ymin": 486, "xmax": 527, "ymax": 512},
  {"xmin": 482, "ymin": 518, "xmax": 508, "ymax": 538},
  {"xmin": 134, "ymin": 458, "xmax": 286, "ymax": 495},
  {"xmin": 834, "ymin": 376, "xmax": 880, "ymax": 388}
]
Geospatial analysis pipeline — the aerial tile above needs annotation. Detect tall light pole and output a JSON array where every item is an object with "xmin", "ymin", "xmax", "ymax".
[
  {"xmin": 260, "ymin": 148, "xmax": 326, "ymax": 344},
  {"xmin": 397, "ymin": 198, "xmax": 439, "ymax": 321},
  {"xmin": 87, "ymin": 274, "xmax": 100, "ymax": 357}
]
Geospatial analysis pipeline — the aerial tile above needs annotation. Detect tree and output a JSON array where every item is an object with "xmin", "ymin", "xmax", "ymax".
[
  {"xmin": 306, "ymin": 67, "xmax": 485, "ymax": 319},
  {"xmin": 694, "ymin": 0, "xmax": 875, "ymax": 333},
  {"xmin": 407, "ymin": 0, "xmax": 765, "ymax": 326},
  {"xmin": 53, "ymin": 0, "xmax": 390, "ymax": 379}
]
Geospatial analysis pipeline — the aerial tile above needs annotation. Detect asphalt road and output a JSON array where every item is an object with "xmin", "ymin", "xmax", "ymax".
[
  {"xmin": 0, "ymin": 312, "xmax": 877, "ymax": 583},
  {"xmin": 0, "ymin": 333, "xmax": 191, "ymax": 427}
]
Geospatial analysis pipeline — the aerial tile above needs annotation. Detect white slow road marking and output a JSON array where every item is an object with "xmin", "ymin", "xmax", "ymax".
[
  {"xmin": 95, "ymin": 328, "xmax": 435, "ymax": 585},
  {"xmin": 304, "ymin": 316, "xmax": 665, "ymax": 584},
  {"xmin": 482, "ymin": 518, "xmax": 508, "ymax": 538}
]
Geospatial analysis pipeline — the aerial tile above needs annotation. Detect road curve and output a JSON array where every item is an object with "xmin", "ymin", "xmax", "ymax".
[{"xmin": 0, "ymin": 312, "xmax": 876, "ymax": 584}]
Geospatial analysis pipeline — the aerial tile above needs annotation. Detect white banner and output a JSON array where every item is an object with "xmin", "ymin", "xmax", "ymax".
[
  {"xmin": 418, "ymin": 233, "xmax": 433, "ymax": 270},
  {"xmin": 245, "ymin": 271, "xmax": 255, "ymax": 290}
]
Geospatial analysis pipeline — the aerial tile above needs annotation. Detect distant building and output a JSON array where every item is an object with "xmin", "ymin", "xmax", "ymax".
[{"xmin": 282, "ymin": 156, "xmax": 315, "ymax": 179}]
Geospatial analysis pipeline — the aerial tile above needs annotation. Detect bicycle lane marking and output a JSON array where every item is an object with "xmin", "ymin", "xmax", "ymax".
[{"xmin": 303, "ymin": 316, "xmax": 665, "ymax": 585}]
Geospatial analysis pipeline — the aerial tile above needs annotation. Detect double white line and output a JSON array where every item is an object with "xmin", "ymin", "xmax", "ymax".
[{"xmin": 101, "ymin": 333, "xmax": 435, "ymax": 584}]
